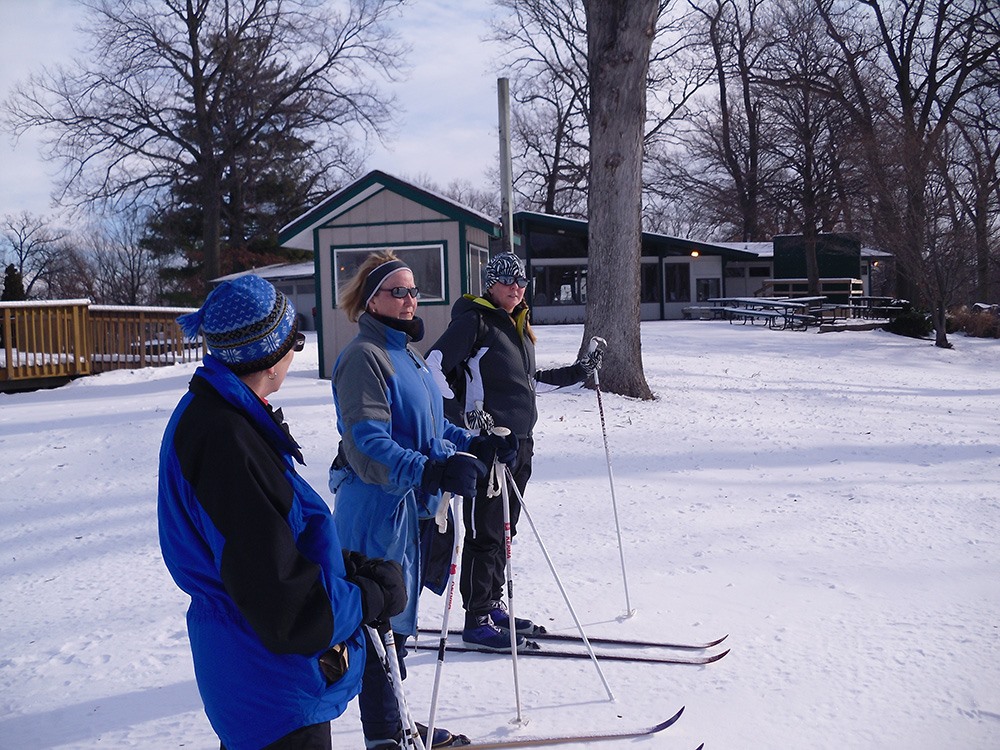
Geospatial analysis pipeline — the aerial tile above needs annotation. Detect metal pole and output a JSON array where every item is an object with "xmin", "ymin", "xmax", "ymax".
[
  {"xmin": 498, "ymin": 78, "xmax": 514, "ymax": 256},
  {"xmin": 425, "ymin": 494, "xmax": 463, "ymax": 747},
  {"xmin": 366, "ymin": 626, "xmax": 425, "ymax": 750},
  {"xmin": 504, "ymin": 466, "xmax": 616, "ymax": 702},
  {"xmin": 495, "ymin": 438, "xmax": 525, "ymax": 724},
  {"xmin": 589, "ymin": 337, "xmax": 634, "ymax": 618}
]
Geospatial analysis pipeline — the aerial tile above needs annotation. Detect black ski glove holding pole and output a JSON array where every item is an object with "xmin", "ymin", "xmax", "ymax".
[
  {"xmin": 420, "ymin": 452, "xmax": 487, "ymax": 498},
  {"xmin": 468, "ymin": 430, "xmax": 519, "ymax": 466},
  {"xmin": 342, "ymin": 550, "xmax": 407, "ymax": 626}
]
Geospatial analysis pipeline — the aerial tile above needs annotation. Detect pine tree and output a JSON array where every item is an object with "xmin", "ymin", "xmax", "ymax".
[{"xmin": 2, "ymin": 264, "xmax": 26, "ymax": 301}]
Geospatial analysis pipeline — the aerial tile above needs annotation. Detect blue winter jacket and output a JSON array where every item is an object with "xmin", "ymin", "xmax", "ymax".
[
  {"xmin": 158, "ymin": 355, "xmax": 366, "ymax": 750},
  {"xmin": 331, "ymin": 313, "xmax": 472, "ymax": 634}
]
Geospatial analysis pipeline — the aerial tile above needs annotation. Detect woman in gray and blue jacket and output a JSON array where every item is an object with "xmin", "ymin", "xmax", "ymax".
[{"xmin": 330, "ymin": 252, "xmax": 514, "ymax": 749}]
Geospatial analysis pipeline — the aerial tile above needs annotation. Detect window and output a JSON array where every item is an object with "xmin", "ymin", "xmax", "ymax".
[
  {"xmin": 334, "ymin": 244, "xmax": 446, "ymax": 303},
  {"xmin": 696, "ymin": 278, "xmax": 721, "ymax": 301},
  {"xmin": 468, "ymin": 244, "xmax": 489, "ymax": 297},
  {"xmin": 530, "ymin": 264, "xmax": 587, "ymax": 306},
  {"xmin": 663, "ymin": 262, "xmax": 691, "ymax": 302},
  {"xmin": 640, "ymin": 262, "xmax": 661, "ymax": 303}
]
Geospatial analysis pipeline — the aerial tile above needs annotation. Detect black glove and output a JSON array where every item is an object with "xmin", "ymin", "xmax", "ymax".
[
  {"xmin": 576, "ymin": 347, "xmax": 604, "ymax": 377},
  {"xmin": 342, "ymin": 550, "xmax": 407, "ymax": 626},
  {"xmin": 469, "ymin": 431, "xmax": 519, "ymax": 466},
  {"xmin": 420, "ymin": 453, "xmax": 487, "ymax": 498}
]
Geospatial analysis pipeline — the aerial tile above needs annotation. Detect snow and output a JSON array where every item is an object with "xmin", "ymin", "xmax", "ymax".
[{"xmin": 1, "ymin": 321, "xmax": 998, "ymax": 749}]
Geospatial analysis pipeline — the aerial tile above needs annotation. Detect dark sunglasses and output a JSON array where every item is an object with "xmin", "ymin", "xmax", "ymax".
[
  {"xmin": 496, "ymin": 275, "xmax": 528, "ymax": 288},
  {"xmin": 292, "ymin": 331, "xmax": 306, "ymax": 352},
  {"xmin": 380, "ymin": 286, "xmax": 420, "ymax": 299}
]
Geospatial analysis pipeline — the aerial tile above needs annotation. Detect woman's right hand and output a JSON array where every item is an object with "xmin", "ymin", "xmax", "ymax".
[{"xmin": 420, "ymin": 453, "xmax": 487, "ymax": 498}]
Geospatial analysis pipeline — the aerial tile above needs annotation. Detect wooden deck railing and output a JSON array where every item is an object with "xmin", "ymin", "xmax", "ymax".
[{"xmin": 1, "ymin": 300, "xmax": 203, "ymax": 386}]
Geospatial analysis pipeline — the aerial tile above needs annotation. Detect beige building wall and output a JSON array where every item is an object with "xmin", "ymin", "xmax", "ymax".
[{"xmin": 315, "ymin": 191, "xmax": 494, "ymax": 378}]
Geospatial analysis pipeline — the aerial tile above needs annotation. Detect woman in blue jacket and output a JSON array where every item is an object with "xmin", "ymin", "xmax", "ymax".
[
  {"xmin": 331, "ymin": 252, "xmax": 513, "ymax": 749},
  {"xmin": 158, "ymin": 275, "xmax": 405, "ymax": 750}
]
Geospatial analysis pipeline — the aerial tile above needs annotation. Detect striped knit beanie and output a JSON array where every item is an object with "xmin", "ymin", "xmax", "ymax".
[
  {"xmin": 177, "ymin": 275, "xmax": 297, "ymax": 374},
  {"xmin": 482, "ymin": 252, "xmax": 525, "ymax": 290}
]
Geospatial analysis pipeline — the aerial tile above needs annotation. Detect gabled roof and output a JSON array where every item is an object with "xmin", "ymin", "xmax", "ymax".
[
  {"xmin": 514, "ymin": 211, "xmax": 759, "ymax": 261},
  {"xmin": 212, "ymin": 261, "xmax": 316, "ymax": 283},
  {"xmin": 278, "ymin": 170, "xmax": 500, "ymax": 250}
]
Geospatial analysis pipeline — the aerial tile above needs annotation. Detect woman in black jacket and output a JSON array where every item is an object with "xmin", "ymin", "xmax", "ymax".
[{"xmin": 426, "ymin": 252, "xmax": 602, "ymax": 650}]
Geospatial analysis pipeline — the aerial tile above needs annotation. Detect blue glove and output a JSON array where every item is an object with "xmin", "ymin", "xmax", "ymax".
[
  {"xmin": 420, "ymin": 453, "xmax": 487, "ymax": 498},
  {"xmin": 469, "ymin": 431, "xmax": 519, "ymax": 466}
]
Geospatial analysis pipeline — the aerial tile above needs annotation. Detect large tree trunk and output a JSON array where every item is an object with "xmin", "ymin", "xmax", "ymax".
[{"xmin": 583, "ymin": 0, "xmax": 657, "ymax": 400}]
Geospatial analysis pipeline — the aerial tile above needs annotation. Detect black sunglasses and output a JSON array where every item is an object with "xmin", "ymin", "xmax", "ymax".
[
  {"xmin": 292, "ymin": 331, "xmax": 306, "ymax": 352},
  {"xmin": 380, "ymin": 286, "xmax": 420, "ymax": 299},
  {"xmin": 495, "ymin": 275, "xmax": 528, "ymax": 288}
]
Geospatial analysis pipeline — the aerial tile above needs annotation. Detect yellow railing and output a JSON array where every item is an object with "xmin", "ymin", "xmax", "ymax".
[
  {"xmin": 88, "ymin": 305, "xmax": 203, "ymax": 374},
  {"xmin": 1, "ymin": 301, "xmax": 203, "ymax": 386}
]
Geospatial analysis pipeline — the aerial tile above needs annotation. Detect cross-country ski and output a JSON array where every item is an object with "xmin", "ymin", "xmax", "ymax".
[
  {"xmin": 416, "ymin": 627, "xmax": 729, "ymax": 651},
  {"xmin": 453, "ymin": 706, "xmax": 687, "ymax": 748},
  {"xmin": 410, "ymin": 638, "xmax": 730, "ymax": 666}
]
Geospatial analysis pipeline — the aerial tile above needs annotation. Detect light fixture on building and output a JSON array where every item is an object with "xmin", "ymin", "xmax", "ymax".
[{"xmin": 690, "ymin": 250, "xmax": 700, "ymax": 257}]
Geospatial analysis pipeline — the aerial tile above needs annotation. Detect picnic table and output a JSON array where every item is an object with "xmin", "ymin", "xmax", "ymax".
[{"xmin": 718, "ymin": 297, "xmax": 815, "ymax": 330}]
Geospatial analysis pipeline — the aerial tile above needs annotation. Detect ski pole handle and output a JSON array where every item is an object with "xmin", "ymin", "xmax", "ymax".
[{"xmin": 434, "ymin": 492, "xmax": 451, "ymax": 533}]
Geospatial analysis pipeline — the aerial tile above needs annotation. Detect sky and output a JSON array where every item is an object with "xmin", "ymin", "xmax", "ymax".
[
  {"xmin": 2, "ymin": 320, "xmax": 999, "ymax": 748},
  {"xmin": 0, "ymin": 0, "xmax": 504, "ymax": 225}
]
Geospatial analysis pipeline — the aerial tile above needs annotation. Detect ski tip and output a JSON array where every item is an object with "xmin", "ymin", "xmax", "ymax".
[
  {"xmin": 704, "ymin": 648, "xmax": 731, "ymax": 663},
  {"xmin": 706, "ymin": 633, "xmax": 729, "ymax": 647},
  {"xmin": 694, "ymin": 744, "xmax": 705, "ymax": 750},
  {"xmin": 651, "ymin": 705, "xmax": 685, "ymax": 733}
]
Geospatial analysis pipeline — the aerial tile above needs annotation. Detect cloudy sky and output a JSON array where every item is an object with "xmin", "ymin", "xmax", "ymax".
[{"xmin": 0, "ymin": 0, "xmax": 504, "ymax": 225}]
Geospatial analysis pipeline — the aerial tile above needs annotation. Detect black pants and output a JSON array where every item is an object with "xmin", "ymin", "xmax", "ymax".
[
  {"xmin": 460, "ymin": 437, "xmax": 534, "ymax": 616},
  {"xmin": 221, "ymin": 721, "xmax": 331, "ymax": 750}
]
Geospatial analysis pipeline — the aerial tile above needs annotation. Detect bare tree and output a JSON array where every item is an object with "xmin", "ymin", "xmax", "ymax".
[
  {"xmin": 5, "ymin": 0, "xmax": 406, "ymax": 292},
  {"xmin": 492, "ymin": 0, "xmax": 711, "ymax": 218},
  {"xmin": 947, "ymin": 83, "xmax": 1000, "ymax": 303},
  {"xmin": 815, "ymin": 0, "xmax": 1000, "ymax": 346},
  {"xmin": 1, "ymin": 212, "xmax": 68, "ymax": 298},
  {"xmin": 654, "ymin": 0, "xmax": 775, "ymax": 242},
  {"xmin": 583, "ymin": 0, "xmax": 659, "ymax": 399}
]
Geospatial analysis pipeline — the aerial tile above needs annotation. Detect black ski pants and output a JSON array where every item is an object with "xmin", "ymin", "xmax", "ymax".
[{"xmin": 460, "ymin": 437, "xmax": 534, "ymax": 617}]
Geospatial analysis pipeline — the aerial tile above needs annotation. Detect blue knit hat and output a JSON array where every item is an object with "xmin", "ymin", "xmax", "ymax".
[
  {"xmin": 482, "ymin": 252, "xmax": 525, "ymax": 290},
  {"xmin": 177, "ymin": 275, "xmax": 297, "ymax": 374}
]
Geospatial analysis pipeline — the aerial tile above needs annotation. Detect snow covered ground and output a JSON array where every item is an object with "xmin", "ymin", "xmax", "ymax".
[{"xmin": 1, "ymin": 321, "xmax": 998, "ymax": 749}]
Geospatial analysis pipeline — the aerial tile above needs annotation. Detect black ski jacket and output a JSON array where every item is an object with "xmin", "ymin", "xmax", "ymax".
[{"xmin": 426, "ymin": 295, "xmax": 584, "ymax": 438}]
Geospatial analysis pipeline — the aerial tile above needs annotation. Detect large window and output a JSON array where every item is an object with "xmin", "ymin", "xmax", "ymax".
[
  {"xmin": 663, "ymin": 262, "xmax": 691, "ymax": 302},
  {"xmin": 641, "ymin": 261, "xmax": 661, "ymax": 303},
  {"xmin": 696, "ymin": 278, "xmax": 721, "ymax": 301},
  {"xmin": 530, "ymin": 264, "xmax": 587, "ymax": 306},
  {"xmin": 334, "ymin": 244, "xmax": 446, "ymax": 304}
]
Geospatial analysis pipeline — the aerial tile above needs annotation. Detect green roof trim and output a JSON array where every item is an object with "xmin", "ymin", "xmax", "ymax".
[
  {"xmin": 513, "ymin": 211, "xmax": 759, "ymax": 261},
  {"xmin": 279, "ymin": 170, "xmax": 500, "ymax": 247}
]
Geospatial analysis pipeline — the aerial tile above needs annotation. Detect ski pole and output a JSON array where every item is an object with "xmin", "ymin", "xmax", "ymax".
[
  {"xmin": 503, "ymin": 465, "xmax": 616, "ymax": 702},
  {"xmin": 588, "ymin": 336, "xmax": 634, "ymax": 618},
  {"xmin": 425, "ymin": 493, "xmax": 463, "ymax": 748},
  {"xmin": 494, "ymin": 429, "xmax": 525, "ymax": 725},
  {"xmin": 366, "ymin": 625, "xmax": 426, "ymax": 750}
]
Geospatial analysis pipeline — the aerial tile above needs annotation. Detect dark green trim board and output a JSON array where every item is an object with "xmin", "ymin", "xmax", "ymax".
[
  {"xmin": 279, "ymin": 170, "xmax": 500, "ymax": 246},
  {"xmin": 313, "ymin": 227, "xmax": 327, "ymax": 379}
]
